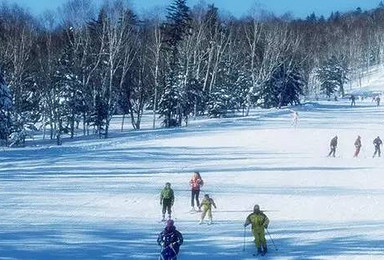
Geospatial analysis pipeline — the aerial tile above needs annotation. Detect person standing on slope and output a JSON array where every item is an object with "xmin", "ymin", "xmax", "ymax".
[
  {"xmin": 354, "ymin": 135, "xmax": 362, "ymax": 157},
  {"xmin": 157, "ymin": 219, "xmax": 183, "ymax": 260},
  {"xmin": 190, "ymin": 171, "xmax": 203, "ymax": 211},
  {"xmin": 199, "ymin": 194, "xmax": 216, "ymax": 225},
  {"xmin": 373, "ymin": 136, "xmax": 383, "ymax": 158},
  {"xmin": 328, "ymin": 136, "xmax": 338, "ymax": 157},
  {"xmin": 350, "ymin": 95, "xmax": 356, "ymax": 107},
  {"xmin": 291, "ymin": 111, "xmax": 298, "ymax": 128},
  {"xmin": 244, "ymin": 204, "xmax": 270, "ymax": 256},
  {"xmin": 160, "ymin": 182, "xmax": 175, "ymax": 221}
]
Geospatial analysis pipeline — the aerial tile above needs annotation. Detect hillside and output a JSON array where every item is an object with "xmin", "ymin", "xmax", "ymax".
[{"xmin": 1, "ymin": 68, "xmax": 384, "ymax": 259}]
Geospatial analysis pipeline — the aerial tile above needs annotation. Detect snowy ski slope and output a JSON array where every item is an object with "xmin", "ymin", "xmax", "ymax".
[{"xmin": 1, "ymin": 68, "xmax": 384, "ymax": 259}]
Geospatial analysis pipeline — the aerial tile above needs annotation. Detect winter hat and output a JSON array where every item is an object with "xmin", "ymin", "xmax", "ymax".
[
  {"xmin": 166, "ymin": 219, "xmax": 174, "ymax": 227},
  {"xmin": 253, "ymin": 204, "xmax": 260, "ymax": 212},
  {"xmin": 165, "ymin": 182, "xmax": 171, "ymax": 187}
]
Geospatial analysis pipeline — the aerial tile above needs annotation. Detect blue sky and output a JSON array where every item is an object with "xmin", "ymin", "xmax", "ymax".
[{"xmin": 5, "ymin": 0, "xmax": 382, "ymax": 18}]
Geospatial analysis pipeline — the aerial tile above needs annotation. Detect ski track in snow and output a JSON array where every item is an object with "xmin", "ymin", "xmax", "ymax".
[{"xmin": 2, "ymin": 73, "xmax": 384, "ymax": 259}]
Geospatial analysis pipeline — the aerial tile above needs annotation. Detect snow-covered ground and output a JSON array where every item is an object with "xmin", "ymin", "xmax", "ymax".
[{"xmin": 2, "ymin": 71, "xmax": 384, "ymax": 259}]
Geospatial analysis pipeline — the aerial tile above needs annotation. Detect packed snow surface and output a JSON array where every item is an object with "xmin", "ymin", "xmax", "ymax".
[{"xmin": 2, "ymin": 71, "xmax": 384, "ymax": 259}]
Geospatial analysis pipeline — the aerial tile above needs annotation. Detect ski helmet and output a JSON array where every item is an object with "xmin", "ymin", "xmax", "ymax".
[
  {"xmin": 253, "ymin": 204, "xmax": 260, "ymax": 212},
  {"xmin": 165, "ymin": 182, "xmax": 171, "ymax": 187}
]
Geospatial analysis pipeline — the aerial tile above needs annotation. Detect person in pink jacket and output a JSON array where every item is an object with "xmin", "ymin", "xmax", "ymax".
[{"xmin": 190, "ymin": 171, "xmax": 204, "ymax": 211}]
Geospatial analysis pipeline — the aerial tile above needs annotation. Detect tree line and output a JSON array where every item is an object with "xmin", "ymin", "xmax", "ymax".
[{"xmin": 0, "ymin": 0, "xmax": 383, "ymax": 146}]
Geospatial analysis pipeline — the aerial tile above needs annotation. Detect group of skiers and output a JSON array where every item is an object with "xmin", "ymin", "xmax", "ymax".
[
  {"xmin": 328, "ymin": 135, "xmax": 383, "ymax": 158},
  {"xmin": 350, "ymin": 94, "xmax": 381, "ymax": 107},
  {"xmin": 159, "ymin": 172, "xmax": 216, "ymax": 224},
  {"xmin": 158, "ymin": 171, "xmax": 270, "ymax": 259}
]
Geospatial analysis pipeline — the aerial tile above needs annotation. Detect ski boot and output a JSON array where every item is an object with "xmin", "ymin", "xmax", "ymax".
[
  {"xmin": 261, "ymin": 245, "xmax": 267, "ymax": 256},
  {"xmin": 254, "ymin": 247, "xmax": 262, "ymax": 256}
]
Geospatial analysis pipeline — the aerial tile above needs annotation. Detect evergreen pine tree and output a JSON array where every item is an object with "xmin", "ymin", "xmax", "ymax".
[
  {"xmin": 0, "ymin": 69, "xmax": 12, "ymax": 145},
  {"xmin": 317, "ymin": 55, "xmax": 348, "ymax": 99},
  {"xmin": 259, "ymin": 62, "xmax": 304, "ymax": 108},
  {"xmin": 159, "ymin": 0, "xmax": 192, "ymax": 127}
]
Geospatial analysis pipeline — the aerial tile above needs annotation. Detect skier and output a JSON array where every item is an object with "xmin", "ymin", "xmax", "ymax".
[
  {"xmin": 244, "ymin": 204, "xmax": 270, "ymax": 256},
  {"xmin": 291, "ymin": 111, "xmax": 298, "ymax": 128},
  {"xmin": 157, "ymin": 219, "xmax": 183, "ymax": 260},
  {"xmin": 328, "ymin": 135, "xmax": 338, "ymax": 157},
  {"xmin": 199, "ymin": 194, "xmax": 216, "ymax": 225},
  {"xmin": 354, "ymin": 135, "xmax": 362, "ymax": 158},
  {"xmin": 190, "ymin": 171, "xmax": 204, "ymax": 211},
  {"xmin": 373, "ymin": 136, "xmax": 383, "ymax": 158},
  {"xmin": 350, "ymin": 95, "xmax": 356, "ymax": 107},
  {"xmin": 376, "ymin": 96, "xmax": 381, "ymax": 106},
  {"xmin": 160, "ymin": 182, "xmax": 174, "ymax": 221}
]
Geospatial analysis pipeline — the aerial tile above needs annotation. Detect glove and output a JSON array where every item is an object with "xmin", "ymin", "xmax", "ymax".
[
  {"xmin": 243, "ymin": 223, "xmax": 247, "ymax": 227},
  {"xmin": 264, "ymin": 224, "xmax": 269, "ymax": 229}
]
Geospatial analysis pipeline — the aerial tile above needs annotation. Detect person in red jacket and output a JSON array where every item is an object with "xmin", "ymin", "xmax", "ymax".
[{"xmin": 189, "ymin": 171, "xmax": 204, "ymax": 211}]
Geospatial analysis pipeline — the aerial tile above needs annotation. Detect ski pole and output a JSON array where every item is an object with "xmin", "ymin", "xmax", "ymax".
[
  {"xmin": 266, "ymin": 228, "xmax": 278, "ymax": 251},
  {"xmin": 243, "ymin": 226, "xmax": 246, "ymax": 251}
]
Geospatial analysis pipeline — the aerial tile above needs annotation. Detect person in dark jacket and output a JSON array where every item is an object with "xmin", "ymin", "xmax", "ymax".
[
  {"xmin": 160, "ymin": 182, "xmax": 175, "ymax": 221},
  {"xmin": 328, "ymin": 136, "xmax": 338, "ymax": 157},
  {"xmin": 354, "ymin": 135, "xmax": 362, "ymax": 157},
  {"xmin": 244, "ymin": 205, "xmax": 270, "ymax": 256},
  {"xmin": 373, "ymin": 136, "xmax": 383, "ymax": 158},
  {"xmin": 350, "ymin": 95, "xmax": 356, "ymax": 106},
  {"xmin": 157, "ymin": 219, "xmax": 183, "ymax": 260}
]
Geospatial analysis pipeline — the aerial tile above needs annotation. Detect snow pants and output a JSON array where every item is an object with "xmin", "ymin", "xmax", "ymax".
[
  {"xmin": 159, "ymin": 245, "xmax": 178, "ymax": 260},
  {"xmin": 354, "ymin": 147, "xmax": 361, "ymax": 157},
  {"xmin": 201, "ymin": 207, "xmax": 212, "ymax": 221},
  {"xmin": 252, "ymin": 229, "xmax": 267, "ymax": 250},
  {"xmin": 373, "ymin": 146, "xmax": 381, "ymax": 157},
  {"xmin": 191, "ymin": 189, "xmax": 200, "ymax": 207},
  {"xmin": 328, "ymin": 146, "xmax": 336, "ymax": 157},
  {"xmin": 162, "ymin": 199, "xmax": 172, "ymax": 216}
]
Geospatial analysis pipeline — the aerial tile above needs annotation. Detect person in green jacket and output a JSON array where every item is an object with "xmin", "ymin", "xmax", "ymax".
[
  {"xmin": 244, "ymin": 204, "xmax": 270, "ymax": 256},
  {"xmin": 160, "ymin": 182, "xmax": 175, "ymax": 221},
  {"xmin": 199, "ymin": 194, "xmax": 216, "ymax": 225}
]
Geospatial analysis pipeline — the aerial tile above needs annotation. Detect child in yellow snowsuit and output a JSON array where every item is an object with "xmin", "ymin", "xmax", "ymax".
[
  {"xmin": 199, "ymin": 194, "xmax": 216, "ymax": 224},
  {"xmin": 244, "ymin": 204, "xmax": 270, "ymax": 256}
]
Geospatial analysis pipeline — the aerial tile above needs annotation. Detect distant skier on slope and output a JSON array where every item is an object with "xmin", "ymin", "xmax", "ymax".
[
  {"xmin": 373, "ymin": 136, "xmax": 383, "ymax": 158},
  {"xmin": 199, "ymin": 194, "xmax": 216, "ymax": 225},
  {"xmin": 291, "ymin": 111, "xmax": 298, "ymax": 128},
  {"xmin": 190, "ymin": 171, "xmax": 204, "ymax": 211},
  {"xmin": 376, "ymin": 96, "xmax": 381, "ymax": 106},
  {"xmin": 244, "ymin": 204, "xmax": 270, "ymax": 256},
  {"xmin": 350, "ymin": 95, "xmax": 356, "ymax": 107},
  {"xmin": 354, "ymin": 135, "xmax": 362, "ymax": 158},
  {"xmin": 328, "ymin": 135, "xmax": 338, "ymax": 157},
  {"xmin": 157, "ymin": 219, "xmax": 183, "ymax": 260},
  {"xmin": 160, "ymin": 182, "xmax": 175, "ymax": 221}
]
